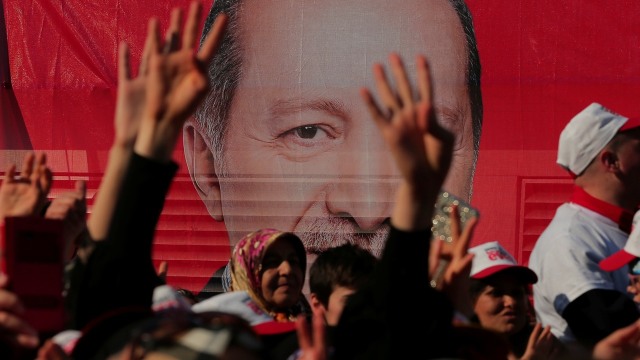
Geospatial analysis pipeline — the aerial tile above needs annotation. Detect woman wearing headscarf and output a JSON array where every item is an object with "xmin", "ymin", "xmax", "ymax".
[
  {"xmin": 227, "ymin": 228, "xmax": 311, "ymax": 322},
  {"xmin": 195, "ymin": 229, "xmax": 311, "ymax": 321}
]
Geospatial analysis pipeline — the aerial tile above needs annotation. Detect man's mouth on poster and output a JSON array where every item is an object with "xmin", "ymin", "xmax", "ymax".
[{"xmin": 296, "ymin": 214, "xmax": 390, "ymax": 258}]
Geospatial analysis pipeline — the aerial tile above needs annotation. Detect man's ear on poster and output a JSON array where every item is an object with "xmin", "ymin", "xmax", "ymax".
[{"xmin": 183, "ymin": 119, "xmax": 224, "ymax": 221}]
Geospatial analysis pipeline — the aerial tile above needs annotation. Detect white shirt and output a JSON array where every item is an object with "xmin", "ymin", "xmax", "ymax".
[{"xmin": 529, "ymin": 189, "xmax": 632, "ymax": 342}]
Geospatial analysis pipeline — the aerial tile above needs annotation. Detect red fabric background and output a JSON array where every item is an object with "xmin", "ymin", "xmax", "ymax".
[{"xmin": 2, "ymin": 0, "xmax": 640, "ymax": 293}]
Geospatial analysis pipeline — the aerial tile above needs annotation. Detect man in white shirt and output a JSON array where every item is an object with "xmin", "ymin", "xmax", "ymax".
[{"xmin": 529, "ymin": 102, "xmax": 640, "ymax": 348}]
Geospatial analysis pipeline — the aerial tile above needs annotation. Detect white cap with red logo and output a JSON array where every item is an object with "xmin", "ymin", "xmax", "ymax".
[{"xmin": 469, "ymin": 241, "xmax": 538, "ymax": 284}]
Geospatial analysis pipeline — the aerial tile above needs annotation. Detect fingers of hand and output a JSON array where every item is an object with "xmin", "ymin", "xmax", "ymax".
[
  {"xmin": 0, "ymin": 289, "xmax": 23, "ymax": 314},
  {"xmin": 0, "ymin": 273, "xmax": 8, "ymax": 289},
  {"xmin": 139, "ymin": 23, "xmax": 155, "ymax": 76},
  {"xmin": 0, "ymin": 311, "xmax": 38, "ymax": 347},
  {"xmin": 30, "ymin": 153, "xmax": 47, "ymax": 188},
  {"xmin": 455, "ymin": 216, "xmax": 478, "ymax": 257},
  {"xmin": 197, "ymin": 13, "xmax": 229, "ymax": 63},
  {"xmin": 296, "ymin": 315, "xmax": 312, "ymax": 350},
  {"xmin": 527, "ymin": 323, "xmax": 543, "ymax": 349},
  {"xmin": 15, "ymin": 331, "xmax": 39, "ymax": 348},
  {"xmin": 4, "ymin": 164, "xmax": 16, "ymax": 184},
  {"xmin": 416, "ymin": 55, "xmax": 433, "ymax": 107},
  {"xmin": 118, "ymin": 42, "xmax": 131, "ymax": 81},
  {"xmin": 389, "ymin": 53, "xmax": 414, "ymax": 107},
  {"xmin": 311, "ymin": 312, "xmax": 326, "ymax": 350},
  {"xmin": 452, "ymin": 253, "xmax": 474, "ymax": 275},
  {"xmin": 41, "ymin": 166, "xmax": 53, "ymax": 195},
  {"xmin": 163, "ymin": 7, "xmax": 183, "ymax": 54},
  {"xmin": 429, "ymin": 239, "xmax": 444, "ymax": 276},
  {"xmin": 20, "ymin": 152, "xmax": 35, "ymax": 180},
  {"xmin": 182, "ymin": 1, "xmax": 200, "ymax": 52},
  {"xmin": 147, "ymin": 18, "xmax": 161, "ymax": 56},
  {"xmin": 416, "ymin": 102, "xmax": 430, "ymax": 134},
  {"xmin": 373, "ymin": 63, "xmax": 399, "ymax": 114},
  {"xmin": 416, "ymin": 55, "xmax": 431, "ymax": 104},
  {"xmin": 360, "ymin": 88, "xmax": 386, "ymax": 128}
]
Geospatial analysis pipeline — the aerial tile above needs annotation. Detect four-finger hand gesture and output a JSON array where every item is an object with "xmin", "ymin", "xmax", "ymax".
[
  {"xmin": 360, "ymin": 53, "xmax": 454, "ymax": 195},
  {"xmin": 114, "ymin": 7, "xmax": 187, "ymax": 150},
  {"xmin": 134, "ymin": 1, "xmax": 228, "ymax": 162}
]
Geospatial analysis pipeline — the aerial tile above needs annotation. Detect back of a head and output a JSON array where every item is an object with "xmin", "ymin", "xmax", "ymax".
[{"xmin": 309, "ymin": 243, "xmax": 377, "ymax": 306}]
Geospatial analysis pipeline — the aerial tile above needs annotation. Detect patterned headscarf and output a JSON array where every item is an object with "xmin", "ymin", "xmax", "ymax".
[{"xmin": 229, "ymin": 229, "xmax": 310, "ymax": 321}]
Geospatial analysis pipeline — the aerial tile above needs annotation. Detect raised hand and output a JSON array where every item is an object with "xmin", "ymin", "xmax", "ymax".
[
  {"xmin": 113, "ymin": 6, "xmax": 183, "ymax": 149},
  {"xmin": 134, "ymin": 1, "xmax": 228, "ymax": 162},
  {"xmin": 520, "ymin": 324, "xmax": 558, "ymax": 360},
  {"xmin": 296, "ymin": 313, "xmax": 328, "ymax": 360},
  {"xmin": 89, "ymin": 3, "xmax": 227, "ymax": 241},
  {"xmin": 429, "ymin": 205, "xmax": 476, "ymax": 317},
  {"xmin": 0, "ymin": 152, "xmax": 51, "ymax": 222},
  {"xmin": 361, "ymin": 54, "xmax": 455, "ymax": 230},
  {"xmin": 592, "ymin": 319, "xmax": 640, "ymax": 360},
  {"xmin": 360, "ymin": 53, "xmax": 454, "ymax": 196}
]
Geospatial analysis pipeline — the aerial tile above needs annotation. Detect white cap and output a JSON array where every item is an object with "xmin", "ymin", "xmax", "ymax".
[
  {"xmin": 152, "ymin": 284, "xmax": 193, "ymax": 312},
  {"xmin": 192, "ymin": 291, "xmax": 296, "ymax": 335},
  {"xmin": 51, "ymin": 330, "xmax": 82, "ymax": 355},
  {"xmin": 557, "ymin": 102, "xmax": 640, "ymax": 176},
  {"xmin": 469, "ymin": 241, "xmax": 537, "ymax": 283}
]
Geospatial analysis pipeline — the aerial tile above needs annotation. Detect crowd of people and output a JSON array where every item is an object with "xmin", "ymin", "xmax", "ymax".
[{"xmin": 3, "ymin": 1, "xmax": 640, "ymax": 359}]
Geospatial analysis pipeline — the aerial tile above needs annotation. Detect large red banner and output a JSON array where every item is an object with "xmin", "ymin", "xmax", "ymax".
[{"xmin": 2, "ymin": 0, "xmax": 640, "ymax": 295}]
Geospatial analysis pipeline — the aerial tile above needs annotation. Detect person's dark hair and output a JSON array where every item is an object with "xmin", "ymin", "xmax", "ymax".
[
  {"xmin": 195, "ymin": 0, "xmax": 483, "ymax": 176},
  {"xmin": 608, "ymin": 127, "xmax": 640, "ymax": 153},
  {"xmin": 468, "ymin": 272, "xmax": 533, "ymax": 303},
  {"xmin": 468, "ymin": 277, "xmax": 488, "ymax": 306},
  {"xmin": 309, "ymin": 243, "xmax": 377, "ymax": 307}
]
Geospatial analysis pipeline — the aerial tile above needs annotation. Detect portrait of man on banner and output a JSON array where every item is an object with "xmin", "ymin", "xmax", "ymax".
[{"xmin": 183, "ymin": 0, "xmax": 483, "ymax": 293}]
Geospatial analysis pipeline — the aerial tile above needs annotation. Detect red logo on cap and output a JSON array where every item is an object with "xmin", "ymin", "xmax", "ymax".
[{"xmin": 486, "ymin": 247, "xmax": 509, "ymax": 261}]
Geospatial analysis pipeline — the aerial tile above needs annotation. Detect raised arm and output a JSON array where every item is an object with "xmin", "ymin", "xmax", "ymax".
[
  {"xmin": 360, "ymin": 53, "xmax": 454, "ymax": 231},
  {"xmin": 70, "ymin": 1, "xmax": 228, "ymax": 331},
  {"xmin": 134, "ymin": 1, "xmax": 228, "ymax": 161},
  {"xmin": 86, "ymin": 7, "xmax": 182, "ymax": 242},
  {"xmin": 333, "ymin": 54, "xmax": 458, "ymax": 360}
]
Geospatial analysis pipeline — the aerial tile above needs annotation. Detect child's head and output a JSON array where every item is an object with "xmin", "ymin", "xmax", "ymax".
[{"xmin": 309, "ymin": 243, "xmax": 377, "ymax": 325}]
